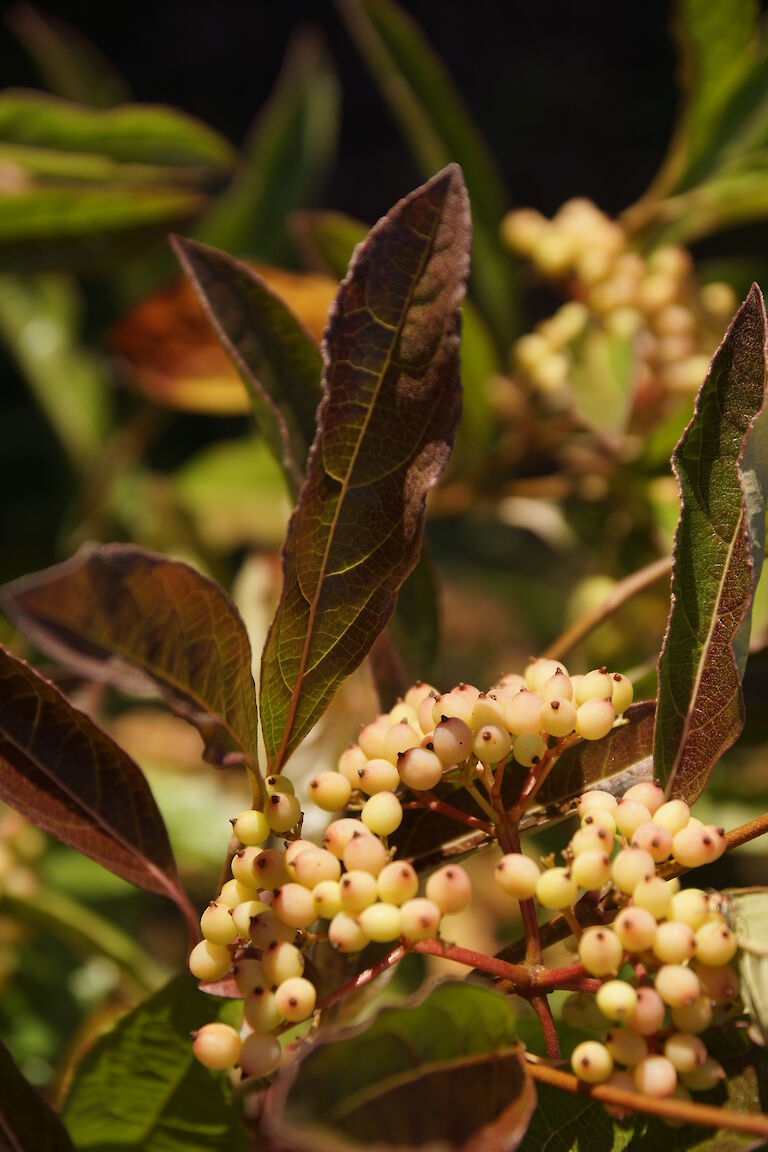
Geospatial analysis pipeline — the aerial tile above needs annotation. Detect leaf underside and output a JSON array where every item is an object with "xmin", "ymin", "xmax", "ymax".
[
  {"xmin": 1, "ymin": 542, "xmax": 259, "ymax": 768},
  {"xmin": 260, "ymin": 163, "xmax": 470, "ymax": 773},
  {"xmin": 654, "ymin": 284, "xmax": 768, "ymax": 803}
]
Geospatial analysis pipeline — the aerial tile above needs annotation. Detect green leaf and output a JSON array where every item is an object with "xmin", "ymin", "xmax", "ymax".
[
  {"xmin": 263, "ymin": 981, "xmax": 536, "ymax": 1152},
  {"xmin": 1, "ymin": 543, "xmax": 259, "ymax": 769},
  {"xmin": 171, "ymin": 236, "xmax": 324, "ymax": 496},
  {"xmin": 0, "ymin": 272, "xmax": 111, "ymax": 467},
  {"xmin": 7, "ymin": 4, "xmax": 131, "ymax": 108},
  {"xmin": 197, "ymin": 30, "xmax": 339, "ymax": 263},
  {"xmin": 291, "ymin": 209, "xmax": 368, "ymax": 279},
  {"xmin": 62, "ymin": 975, "xmax": 249, "ymax": 1152},
  {"xmin": 0, "ymin": 89, "xmax": 234, "ymax": 175},
  {"xmin": 655, "ymin": 285, "xmax": 768, "ymax": 803},
  {"xmin": 0, "ymin": 1037, "xmax": 75, "ymax": 1151},
  {"xmin": 259, "ymin": 164, "xmax": 470, "ymax": 772},
  {"xmin": 337, "ymin": 0, "xmax": 516, "ymax": 347},
  {"xmin": 724, "ymin": 886, "xmax": 768, "ymax": 1046},
  {"xmin": 0, "ymin": 645, "xmax": 187, "ymax": 911}
]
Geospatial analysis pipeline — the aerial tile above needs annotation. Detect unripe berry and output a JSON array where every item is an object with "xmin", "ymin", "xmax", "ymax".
[
  {"xmin": 680, "ymin": 1057, "xmax": 726, "ymax": 1091},
  {"xmin": 671, "ymin": 995, "xmax": 713, "ymax": 1034},
  {"xmin": 694, "ymin": 921, "xmax": 737, "ymax": 966},
  {"xmin": 622, "ymin": 782, "xmax": 665, "ymax": 814},
  {"xmin": 329, "ymin": 910, "xmax": 369, "ymax": 952},
  {"xmin": 430, "ymin": 691, "xmax": 474, "ymax": 728},
  {"xmin": 631, "ymin": 822, "xmax": 673, "ymax": 862},
  {"xmin": 596, "ymin": 979, "xmax": 638, "ymax": 1021},
  {"xmin": 357, "ymin": 758, "xmax": 400, "ymax": 795},
  {"xmin": 669, "ymin": 888, "xmax": 710, "ymax": 930},
  {"xmin": 578, "ymin": 926, "xmax": 623, "ymax": 976},
  {"xmin": 575, "ymin": 699, "xmax": 615, "ymax": 741},
  {"xmin": 503, "ymin": 690, "xmax": 545, "ymax": 735},
  {"xmin": 653, "ymin": 800, "xmax": 690, "ymax": 835},
  {"xmin": 605, "ymin": 1028, "xmax": 648, "ymax": 1066},
  {"xmin": 404, "ymin": 681, "xmax": 438, "ymax": 710},
  {"xmin": 472, "ymin": 724, "xmax": 512, "ymax": 763},
  {"xmin": 188, "ymin": 940, "xmax": 232, "ymax": 982},
  {"xmin": 571, "ymin": 1040, "xmax": 614, "ymax": 1084},
  {"xmin": 292, "ymin": 848, "xmax": 341, "ymax": 889},
  {"xmin": 541, "ymin": 670, "xmax": 573, "ymax": 702},
  {"xmin": 232, "ymin": 900, "xmax": 265, "ymax": 939},
  {"xmin": 540, "ymin": 698, "xmax": 578, "ymax": 738},
  {"xmin": 525, "ymin": 658, "xmax": 568, "ymax": 692},
  {"xmin": 417, "ymin": 692, "xmax": 440, "ymax": 734},
  {"xmin": 338, "ymin": 743, "xmax": 368, "ymax": 784},
  {"xmin": 513, "ymin": 732, "xmax": 548, "ymax": 767},
  {"xmin": 239, "ymin": 1032, "xmax": 282, "ymax": 1078},
  {"xmin": 231, "ymin": 809, "xmax": 270, "ymax": 846},
  {"xmin": 231, "ymin": 847, "xmax": 263, "ymax": 887},
  {"xmin": 399, "ymin": 897, "xmax": 442, "ymax": 941},
  {"xmin": 266, "ymin": 793, "xmax": 301, "ymax": 834},
  {"xmin": 261, "ymin": 940, "xmax": 304, "ymax": 986},
  {"xmin": 358, "ymin": 718, "xmax": 390, "ymax": 760},
  {"xmin": 397, "ymin": 746, "xmax": 443, "ymax": 791},
  {"xmin": 342, "ymin": 832, "xmax": 388, "ymax": 876},
  {"xmin": 535, "ymin": 867, "xmax": 578, "ymax": 910},
  {"xmin": 494, "ymin": 672, "xmax": 527, "ymax": 695},
  {"xmin": 308, "ymin": 772, "xmax": 352, "ymax": 812},
  {"xmin": 323, "ymin": 818, "xmax": 364, "ymax": 859},
  {"xmin": 470, "ymin": 693, "xmax": 506, "ymax": 729},
  {"xmin": 581, "ymin": 808, "xmax": 617, "ymax": 835},
  {"xmin": 357, "ymin": 901, "xmax": 402, "ymax": 943},
  {"xmin": 632, "ymin": 875, "xmax": 673, "ymax": 920},
  {"xmin": 217, "ymin": 879, "xmax": 257, "ymax": 908},
  {"xmin": 361, "ymin": 792, "xmax": 403, "ymax": 836},
  {"xmin": 193, "ymin": 1022, "xmax": 242, "ymax": 1070},
  {"xmin": 654, "ymin": 964, "xmax": 701, "ymax": 1008},
  {"xmin": 575, "ymin": 669, "xmax": 613, "ymax": 704},
  {"xmin": 252, "ymin": 849, "xmax": 289, "ymax": 889},
  {"xmin": 201, "ymin": 902, "xmax": 237, "ymax": 946},
  {"xmin": 611, "ymin": 847, "xmax": 654, "ymax": 894},
  {"xmin": 431, "ymin": 717, "xmax": 473, "ymax": 765},
  {"xmin": 425, "ymin": 865, "xmax": 472, "ymax": 914},
  {"xmin": 652, "ymin": 920, "xmax": 697, "ymax": 964},
  {"xmin": 275, "ymin": 976, "xmax": 316, "ymax": 1023},
  {"xmin": 578, "ymin": 790, "xmax": 618, "ymax": 817},
  {"xmin": 244, "ymin": 986, "xmax": 283, "ymax": 1034},
  {"xmin": 695, "ymin": 963, "xmax": 739, "ymax": 1002},
  {"xmin": 570, "ymin": 825, "xmax": 613, "ymax": 856},
  {"xmin": 494, "ymin": 853, "xmax": 540, "ymax": 900},
  {"xmin": 265, "ymin": 774, "xmax": 294, "ymax": 796},
  {"xmin": 614, "ymin": 906, "xmax": 658, "ymax": 952},
  {"xmin": 233, "ymin": 958, "xmax": 264, "ymax": 995},
  {"xmin": 626, "ymin": 987, "xmax": 666, "ymax": 1036},
  {"xmin": 272, "ymin": 883, "xmax": 316, "ymax": 929},
  {"xmin": 664, "ymin": 1032, "xmax": 707, "ymax": 1074},
  {"xmin": 633, "ymin": 1055, "xmax": 678, "ymax": 1098},
  {"xmin": 284, "ymin": 839, "xmax": 315, "ymax": 869},
  {"xmin": 614, "ymin": 800, "xmax": 653, "ymax": 839},
  {"xmin": 672, "ymin": 825, "xmax": 718, "ymax": 868},
  {"xmin": 383, "ymin": 722, "xmax": 420, "ymax": 763},
  {"xmin": 313, "ymin": 880, "xmax": 343, "ymax": 920},
  {"xmin": 377, "ymin": 861, "xmax": 419, "ymax": 905},
  {"xmin": 251, "ymin": 906, "xmax": 295, "ymax": 947},
  {"xmin": 610, "ymin": 673, "xmax": 633, "ymax": 715},
  {"xmin": 571, "ymin": 850, "xmax": 612, "ymax": 890},
  {"xmin": 339, "ymin": 870, "xmax": 379, "ymax": 914}
]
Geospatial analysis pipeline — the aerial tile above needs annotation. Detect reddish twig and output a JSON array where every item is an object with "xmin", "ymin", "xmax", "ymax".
[
  {"xmin": 531, "ymin": 995, "xmax": 560, "ymax": 1060},
  {"xmin": 402, "ymin": 793, "xmax": 494, "ymax": 834},
  {"xmin": 314, "ymin": 945, "xmax": 406, "ymax": 1016}
]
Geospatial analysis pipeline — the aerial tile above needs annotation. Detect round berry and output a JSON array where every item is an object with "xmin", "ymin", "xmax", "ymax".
[
  {"xmin": 188, "ymin": 940, "xmax": 232, "ymax": 982},
  {"xmin": 323, "ymin": 818, "xmax": 364, "ymax": 859},
  {"xmin": 512, "ymin": 732, "xmax": 548, "ymax": 767},
  {"xmin": 252, "ymin": 849, "xmax": 289, "ymax": 889},
  {"xmin": 404, "ymin": 681, "xmax": 438, "ymax": 710},
  {"xmin": 357, "ymin": 758, "xmax": 400, "ymax": 795},
  {"xmin": 571, "ymin": 849, "xmax": 612, "ymax": 890},
  {"xmin": 339, "ymin": 870, "xmax": 379, "ymax": 914},
  {"xmin": 377, "ymin": 861, "xmax": 419, "ymax": 905},
  {"xmin": 265, "ymin": 774, "xmax": 294, "ymax": 796},
  {"xmin": 525, "ymin": 658, "xmax": 568, "ymax": 692},
  {"xmin": 540, "ymin": 698, "xmax": 577, "ymax": 738},
  {"xmin": 328, "ymin": 911, "xmax": 369, "ymax": 952},
  {"xmin": 337, "ymin": 744, "xmax": 367, "ymax": 784},
  {"xmin": 654, "ymin": 964, "xmax": 701, "ymax": 1008},
  {"xmin": 680, "ymin": 1057, "xmax": 726, "ymax": 1092},
  {"xmin": 614, "ymin": 800, "xmax": 653, "ymax": 839},
  {"xmin": 361, "ymin": 792, "xmax": 403, "ymax": 836},
  {"xmin": 603, "ymin": 1070, "xmax": 637, "ymax": 1119},
  {"xmin": 652, "ymin": 920, "xmax": 697, "ymax": 964},
  {"xmin": 503, "ymin": 690, "xmax": 545, "ymax": 736},
  {"xmin": 431, "ymin": 717, "xmax": 473, "ymax": 765},
  {"xmin": 248, "ymin": 908, "xmax": 294, "ymax": 948},
  {"xmin": 611, "ymin": 847, "xmax": 654, "ymax": 895},
  {"xmin": 261, "ymin": 940, "xmax": 304, "ymax": 986},
  {"xmin": 571, "ymin": 1040, "xmax": 614, "ymax": 1084},
  {"xmin": 578, "ymin": 790, "xmax": 618, "ymax": 817},
  {"xmin": 626, "ymin": 987, "xmax": 666, "ymax": 1036},
  {"xmin": 632, "ymin": 875, "xmax": 673, "ymax": 920},
  {"xmin": 342, "ymin": 832, "xmax": 388, "ymax": 877},
  {"xmin": 472, "ymin": 724, "xmax": 512, "ymax": 763},
  {"xmin": 417, "ymin": 692, "xmax": 440, "ymax": 733},
  {"xmin": 266, "ymin": 793, "xmax": 301, "ymax": 834},
  {"xmin": 596, "ymin": 979, "xmax": 638, "ymax": 1021},
  {"xmin": 232, "ymin": 900, "xmax": 264, "ymax": 939},
  {"xmin": 669, "ymin": 888, "xmax": 710, "ymax": 930},
  {"xmin": 397, "ymin": 746, "xmax": 444, "ymax": 791},
  {"xmin": 231, "ymin": 847, "xmax": 263, "ymax": 887},
  {"xmin": 357, "ymin": 901, "xmax": 402, "ymax": 943},
  {"xmin": 217, "ymin": 879, "xmax": 256, "ymax": 908},
  {"xmin": 200, "ymin": 902, "xmax": 237, "ymax": 946},
  {"xmin": 535, "ymin": 867, "xmax": 578, "ymax": 910},
  {"xmin": 193, "ymin": 1022, "xmax": 242, "ymax": 1070},
  {"xmin": 399, "ymin": 897, "xmax": 442, "ymax": 941},
  {"xmin": 575, "ymin": 699, "xmax": 615, "ymax": 741},
  {"xmin": 581, "ymin": 808, "xmax": 617, "ymax": 835},
  {"xmin": 383, "ymin": 722, "xmax": 421, "ymax": 763},
  {"xmin": 653, "ymin": 800, "xmax": 690, "ymax": 835},
  {"xmin": 244, "ymin": 986, "xmax": 283, "ymax": 1033},
  {"xmin": 284, "ymin": 839, "xmax": 315, "ymax": 869},
  {"xmin": 575, "ymin": 668, "xmax": 614, "ymax": 705},
  {"xmin": 358, "ymin": 719, "xmax": 391, "ymax": 760},
  {"xmin": 622, "ymin": 782, "xmax": 665, "ymax": 814},
  {"xmin": 272, "ymin": 883, "xmax": 316, "ymax": 929},
  {"xmin": 312, "ymin": 879, "xmax": 343, "ymax": 920},
  {"xmin": 495, "ymin": 853, "xmax": 540, "ymax": 900},
  {"xmin": 292, "ymin": 848, "xmax": 341, "ymax": 889},
  {"xmin": 694, "ymin": 921, "xmax": 737, "ymax": 967},
  {"xmin": 231, "ymin": 809, "xmax": 270, "ymax": 846},
  {"xmin": 309, "ymin": 772, "xmax": 352, "ymax": 812},
  {"xmin": 570, "ymin": 825, "xmax": 613, "ymax": 856},
  {"xmin": 613, "ymin": 906, "xmax": 658, "ymax": 953},
  {"xmin": 671, "ymin": 995, "xmax": 713, "ymax": 1034},
  {"xmin": 631, "ymin": 822, "xmax": 673, "ymax": 862},
  {"xmin": 431, "ymin": 690, "xmax": 475, "ymax": 727},
  {"xmin": 695, "ymin": 962, "xmax": 739, "ymax": 1003},
  {"xmin": 633, "ymin": 1055, "xmax": 677, "ymax": 1098},
  {"xmin": 425, "ymin": 865, "xmax": 472, "ymax": 914},
  {"xmin": 578, "ymin": 926, "xmax": 623, "ymax": 976},
  {"xmin": 233, "ymin": 958, "xmax": 264, "ymax": 995},
  {"xmin": 239, "ymin": 1032, "xmax": 282, "ymax": 1079},
  {"xmin": 275, "ymin": 976, "xmax": 316, "ymax": 1023},
  {"xmin": 605, "ymin": 1028, "xmax": 648, "ymax": 1066},
  {"xmin": 541, "ymin": 670, "xmax": 573, "ymax": 702},
  {"xmin": 664, "ymin": 1032, "xmax": 707, "ymax": 1074},
  {"xmin": 611, "ymin": 673, "xmax": 634, "ymax": 715}
]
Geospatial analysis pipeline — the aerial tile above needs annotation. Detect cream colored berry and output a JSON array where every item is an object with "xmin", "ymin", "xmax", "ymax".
[
  {"xmin": 342, "ymin": 832, "xmax": 388, "ymax": 876},
  {"xmin": 472, "ymin": 724, "xmax": 512, "ymax": 763},
  {"xmin": 188, "ymin": 940, "xmax": 232, "ymax": 982},
  {"xmin": 571, "ymin": 850, "xmax": 612, "ymax": 890},
  {"xmin": 605, "ymin": 1028, "xmax": 648, "ymax": 1066},
  {"xmin": 274, "ymin": 976, "xmax": 316, "ymax": 1023},
  {"xmin": 292, "ymin": 847, "xmax": 342, "ymax": 889},
  {"xmin": 611, "ymin": 847, "xmax": 655, "ymax": 894},
  {"xmin": 398, "ymin": 746, "xmax": 444, "ymax": 791},
  {"xmin": 338, "ymin": 744, "xmax": 368, "ymax": 784},
  {"xmin": 244, "ymin": 986, "xmax": 283, "ymax": 1034},
  {"xmin": 654, "ymin": 964, "xmax": 701, "ymax": 1008},
  {"xmin": 399, "ymin": 897, "xmax": 441, "ymax": 941},
  {"xmin": 540, "ymin": 698, "xmax": 577, "ymax": 738},
  {"xmin": 431, "ymin": 717, "xmax": 473, "ymax": 764},
  {"xmin": 535, "ymin": 867, "xmax": 578, "ymax": 910},
  {"xmin": 313, "ymin": 880, "xmax": 343, "ymax": 920},
  {"xmin": 193, "ymin": 1022, "xmax": 242, "ymax": 1070},
  {"xmin": 266, "ymin": 793, "xmax": 302, "ymax": 834},
  {"xmin": 261, "ymin": 940, "xmax": 304, "ymax": 986},
  {"xmin": 503, "ymin": 690, "xmax": 545, "ymax": 735},
  {"xmin": 512, "ymin": 732, "xmax": 548, "ymax": 767},
  {"xmin": 308, "ymin": 772, "xmax": 352, "ymax": 812},
  {"xmin": 231, "ymin": 809, "xmax": 270, "ymax": 846},
  {"xmin": 377, "ymin": 861, "xmax": 419, "ymax": 905},
  {"xmin": 622, "ymin": 782, "xmax": 665, "ymax": 814},
  {"xmin": 426, "ymin": 865, "xmax": 472, "ymax": 914},
  {"xmin": 200, "ymin": 902, "xmax": 237, "ymax": 947},
  {"xmin": 633, "ymin": 1055, "xmax": 678, "ymax": 1098},
  {"xmin": 653, "ymin": 800, "xmax": 690, "ymax": 835},
  {"xmin": 571, "ymin": 1040, "xmax": 614, "ymax": 1084},
  {"xmin": 339, "ymin": 869, "xmax": 379, "ymax": 914},
  {"xmin": 578, "ymin": 790, "xmax": 618, "ymax": 816},
  {"xmin": 626, "ymin": 987, "xmax": 666, "ymax": 1036},
  {"xmin": 671, "ymin": 995, "xmax": 713, "ymax": 1034},
  {"xmin": 615, "ymin": 800, "xmax": 653, "ymax": 839},
  {"xmin": 596, "ymin": 980, "xmax": 638, "ymax": 1021},
  {"xmin": 239, "ymin": 1033, "xmax": 282, "ymax": 1079},
  {"xmin": 631, "ymin": 822, "xmax": 673, "ymax": 862},
  {"xmin": 578, "ymin": 926, "xmax": 624, "ymax": 976},
  {"xmin": 357, "ymin": 758, "xmax": 400, "ymax": 795},
  {"xmin": 361, "ymin": 791, "xmax": 403, "ymax": 836},
  {"xmin": 694, "ymin": 921, "xmax": 737, "ymax": 966},
  {"xmin": 632, "ymin": 875, "xmax": 673, "ymax": 920},
  {"xmin": 614, "ymin": 906, "xmax": 658, "ymax": 953},
  {"xmin": 652, "ymin": 921, "xmax": 697, "ymax": 965},
  {"xmin": 664, "ymin": 1032, "xmax": 707, "ymax": 1074},
  {"xmin": 610, "ymin": 673, "xmax": 634, "ymax": 715},
  {"xmin": 495, "ymin": 853, "xmax": 540, "ymax": 900},
  {"xmin": 669, "ymin": 888, "xmax": 710, "ymax": 930},
  {"xmin": 575, "ymin": 699, "xmax": 615, "ymax": 741},
  {"xmin": 328, "ymin": 911, "xmax": 369, "ymax": 952},
  {"xmin": 357, "ymin": 902, "xmax": 402, "ymax": 943},
  {"xmin": 272, "ymin": 883, "xmax": 316, "ymax": 929}
]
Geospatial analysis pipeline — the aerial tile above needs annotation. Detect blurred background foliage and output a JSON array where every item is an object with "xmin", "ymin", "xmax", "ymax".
[{"xmin": 1, "ymin": 0, "xmax": 768, "ymax": 1103}]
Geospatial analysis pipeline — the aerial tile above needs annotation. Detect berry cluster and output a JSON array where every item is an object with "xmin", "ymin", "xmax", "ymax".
[
  {"xmin": 189, "ymin": 658, "xmax": 635, "ymax": 1079},
  {"xmin": 501, "ymin": 198, "xmax": 736, "ymax": 405}
]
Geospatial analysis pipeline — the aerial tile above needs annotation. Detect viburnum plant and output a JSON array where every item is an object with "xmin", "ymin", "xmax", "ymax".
[{"xmin": 1, "ymin": 165, "xmax": 768, "ymax": 1151}]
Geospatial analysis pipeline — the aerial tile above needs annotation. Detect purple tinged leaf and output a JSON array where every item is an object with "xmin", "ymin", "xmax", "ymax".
[
  {"xmin": 260, "ymin": 164, "xmax": 470, "ymax": 772},
  {"xmin": 0, "ymin": 645, "xmax": 190, "ymax": 919},
  {"xmin": 1, "ymin": 542, "xmax": 259, "ymax": 769},
  {"xmin": 0, "ymin": 1037, "xmax": 75, "ymax": 1151},
  {"xmin": 655, "ymin": 285, "xmax": 768, "ymax": 803}
]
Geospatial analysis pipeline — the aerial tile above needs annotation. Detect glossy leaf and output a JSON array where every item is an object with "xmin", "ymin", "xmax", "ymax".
[
  {"xmin": 7, "ymin": 4, "xmax": 131, "ymax": 108},
  {"xmin": 172, "ymin": 236, "xmax": 323, "ymax": 495},
  {"xmin": 197, "ymin": 30, "xmax": 339, "ymax": 263},
  {"xmin": 0, "ymin": 89, "xmax": 234, "ymax": 176},
  {"xmin": 0, "ymin": 1037, "xmax": 75, "ymax": 1151},
  {"xmin": 291, "ymin": 209, "xmax": 367, "ymax": 278},
  {"xmin": 109, "ymin": 263, "xmax": 336, "ymax": 415},
  {"xmin": 725, "ymin": 886, "xmax": 768, "ymax": 1046},
  {"xmin": 62, "ymin": 975, "xmax": 249, "ymax": 1152},
  {"xmin": 338, "ymin": 0, "xmax": 515, "ymax": 346},
  {"xmin": 655, "ymin": 285, "xmax": 768, "ymax": 802},
  {"xmin": 264, "ymin": 981, "xmax": 536, "ymax": 1152},
  {"xmin": 1, "ymin": 543, "xmax": 259, "ymax": 768},
  {"xmin": 260, "ymin": 165, "xmax": 470, "ymax": 772},
  {"xmin": 0, "ymin": 645, "xmax": 185, "ymax": 909}
]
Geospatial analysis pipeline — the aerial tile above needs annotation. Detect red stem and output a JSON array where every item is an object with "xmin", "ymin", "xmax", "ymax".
[
  {"xmin": 402, "ymin": 793, "xmax": 494, "ymax": 834},
  {"xmin": 531, "ymin": 995, "xmax": 560, "ymax": 1060}
]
